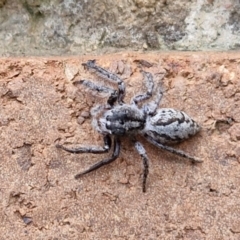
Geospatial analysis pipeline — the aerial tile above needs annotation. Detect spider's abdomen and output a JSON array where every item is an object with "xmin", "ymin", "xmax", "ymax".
[
  {"xmin": 103, "ymin": 105, "xmax": 146, "ymax": 136},
  {"xmin": 143, "ymin": 108, "xmax": 200, "ymax": 144}
]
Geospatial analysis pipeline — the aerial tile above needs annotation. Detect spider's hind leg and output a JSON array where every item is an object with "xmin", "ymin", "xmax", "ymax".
[
  {"xmin": 143, "ymin": 87, "xmax": 163, "ymax": 116},
  {"xmin": 131, "ymin": 70, "xmax": 163, "ymax": 116},
  {"xmin": 144, "ymin": 135, "xmax": 203, "ymax": 163},
  {"xmin": 131, "ymin": 71, "xmax": 154, "ymax": 105}
]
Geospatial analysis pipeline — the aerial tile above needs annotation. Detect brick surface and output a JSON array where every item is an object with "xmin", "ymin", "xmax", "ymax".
[{"xmin": 0, "ymin": 52, "xmax": 240, "ymax": 239}]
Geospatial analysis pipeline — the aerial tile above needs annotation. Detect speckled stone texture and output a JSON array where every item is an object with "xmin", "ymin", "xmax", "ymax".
[
  {"xmin": 1, "ymin": 0, "xmax": 240, "ymax": 56},
  {"xmin": 0, "ymin": 52, "xmax": 240, "ymax": 239}
]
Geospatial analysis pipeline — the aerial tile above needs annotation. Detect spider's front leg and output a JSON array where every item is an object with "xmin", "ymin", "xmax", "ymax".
[
  {"xmin": 74, "ymin": 137, "xmax": 121, "ymax": 179},
  {"xmin": 56, "ymin": 135, "xmax": 112, "ymax": 154},
  {"xmin": 74, "ymin": 80, "xmax": 118, "ymax": 107},
  {"xmin": 83, "ymin": 60, "xmax": 126, "ymax": 104}
]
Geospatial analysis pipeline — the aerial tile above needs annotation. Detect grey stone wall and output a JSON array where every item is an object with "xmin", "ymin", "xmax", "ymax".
[{"xmin": 0, "ymin": 0, "xmax": 240, "ymax": 56}]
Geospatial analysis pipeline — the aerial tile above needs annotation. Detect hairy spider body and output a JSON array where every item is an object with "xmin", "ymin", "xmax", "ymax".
[
  {"xmin": 93, "ymin": 105, "xmax": 199, "ymax": 142},
  {"xmin": 57, "ymin": 60, "xmax": 202, "ymax": 192},
  {"xmin": 143, "ymin": 108, "xmax": 200, "ymax": 144},
  {"xmin": 93, "ymin": 104, "xmax": 146, "ymax": 136}
]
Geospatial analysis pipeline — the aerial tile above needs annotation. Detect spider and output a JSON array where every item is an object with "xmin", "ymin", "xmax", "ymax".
[{"xmin": 56, "ymin": 60, "xmax": 202, "ymax": 192}]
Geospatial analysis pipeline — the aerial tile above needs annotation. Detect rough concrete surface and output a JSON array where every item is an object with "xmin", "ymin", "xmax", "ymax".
[
  {"xmin": 0, "ymin": 52, "xmax": 240, "ymax": 239},
  {"xmin": 1, "ymin": 0, "xmax": 240, "ymax": 56}
]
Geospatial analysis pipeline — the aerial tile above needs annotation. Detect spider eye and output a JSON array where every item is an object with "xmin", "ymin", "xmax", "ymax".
[{"xmin": 106, "ymin": 121, "xmax": 111, "ymax": 127}]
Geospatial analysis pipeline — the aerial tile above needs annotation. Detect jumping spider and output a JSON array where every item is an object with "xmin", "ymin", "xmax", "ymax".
[{"xmin": 56, "ymin": 60, "xmax": 202, "ymax": 192}]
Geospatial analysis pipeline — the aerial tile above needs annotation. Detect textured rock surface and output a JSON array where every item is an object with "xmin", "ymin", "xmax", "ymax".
[
  {"xmin": 0, "ymin": 52, "xmax": 240, "ymax": 239},
  {"xmin": 1, "ymin": 0, "xmax": 240, "ymax": 56}
]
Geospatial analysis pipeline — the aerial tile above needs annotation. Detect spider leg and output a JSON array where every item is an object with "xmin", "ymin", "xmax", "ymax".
[
  {"xmin": 74, "ymin": 80, "xmax": 118, "ymax": 106},
  {"xmin": 144, "ymin": 135, "xmax": 203, "ymax": 163},
  {"xmin": 131, "ymin": 70, "xmax": 163, "ymax": 115},
  {"xmin": 56, "ymin": 135, "xmax": 112, "ymax": 154},
  {"xmin": 134, "ymin": 141, "xmax": 149, "ymax": 193},
  {"xmin": 131, "ymin": 71, "xmax": 154, "ymax": 105},
  {"xmin": 75, "ymin": 137, "xmax": 121, "ymax": 179},
  {"xmin": 83, "ymin": 60, "xmax": 125, "ymax": 104},
  {"xmin": 74, "ymin": 80, "xmax": 115, "ymax": 94},
  {"xmin": 142, "ymin": 85, "xmax": 163, "ymax": 116}
]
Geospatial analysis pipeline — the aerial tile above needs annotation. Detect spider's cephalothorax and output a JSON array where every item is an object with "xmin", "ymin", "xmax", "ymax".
[{"xmin": 56, "ymin": 60, "xmax": 202, "ymax": 192}]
